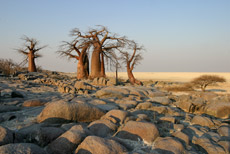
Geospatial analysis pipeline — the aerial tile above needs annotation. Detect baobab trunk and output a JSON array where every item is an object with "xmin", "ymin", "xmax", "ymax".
[
  {"xmin": 100, "ymin": 52, "xmax": 106, "ymax": 77},
  {"xmin": 77, "ymin": 49, "xmax": 89, "ymax": 79},
  {"xmin": 90, "ymin": 49, "xmax": 101, "ymax": 78},
  {"xmin": 28, "ymin": 51, "xmax": 37, "ymax": 72}
]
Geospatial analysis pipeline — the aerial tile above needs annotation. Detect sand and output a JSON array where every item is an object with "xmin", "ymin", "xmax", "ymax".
[{"xmin": 106, "ymin": 72, "xmax": 230, "ymax": 82}]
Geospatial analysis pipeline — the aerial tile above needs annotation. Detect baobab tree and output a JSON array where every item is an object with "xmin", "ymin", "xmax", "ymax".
[
  {"xmin": 71, "ymin": 26, "xmax": 126, "ymax": 78},
  {"xmin": 57, "ymin": 39, "xmax": 90, "ymax": 79},
  {"xmin": 120, "ymin": 41, "xmax": 143, "ymax": 85},
  {"xmin": 16, "ymin": 36, "xmax": 47, "ymax": 72}
]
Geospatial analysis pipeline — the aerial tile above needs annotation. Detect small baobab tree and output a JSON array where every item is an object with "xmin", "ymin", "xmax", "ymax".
[
  {"xmin": 191, "ymin": 75, "xmax": 226, "ymax": 92},
  {"xmin": 120, "ymin": 41, "xmax": 143, "ymax": 85},
  {"xmin": 16, "ymin": 36, "xmax": 47, "ymax": 72},
  {"xmin": 71, "ymin": 26, "xmax": 126, "ymax": 78},
  {"xmin": 57, "ymin": 38, "xmax": 90, "ymax": 79}
]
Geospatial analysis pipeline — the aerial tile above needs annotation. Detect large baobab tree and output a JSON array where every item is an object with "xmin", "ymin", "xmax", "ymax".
[
  {"xmin": 120, "ymin": 41, "xmax": 143, "ymax": 85},
  {"xmin": 57, "ymin": 39, "xmax": 90, "ymax": 79},
  {"xmin": 16, "ymin": 36, "xmax": 47, "ymax": 72},
  {"xmin": 71, "ymin": 26, "xmax": 125, "ymax": 78}
]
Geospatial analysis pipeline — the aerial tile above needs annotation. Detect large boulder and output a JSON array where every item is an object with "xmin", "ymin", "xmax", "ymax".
[
  {"xmin": 195, "ymin": 137, "xmax": 226, "ymax": 154},
  {"xmin": 205, "ymin": 102, "xmax": 230, "ymax": 119},
  {"xmin": 37, "ymin": 101, "xmax": 105, "ymax": 123},
  {"xmin": 116, "ymin": 121, "xmax": 159, "ymax": 143},
  {"xmin": 0, "ymin": 143, "xmax": 47, "ymax": 154},
  {"xmin": 75, "ymin": 136, "xmax": 127, "ymax": 154},
  {"xmin": 218, "ymin": 125, "xmax": 230, "ymax": 137},
  {"xmin": 88, "ymin": 119, "xmax": 118, "ymax": 137},
  {"xmin": 18, "ymin": 124, "xmax": 65, "ymax": 146},
  {"xmin": 191, "ymin": 115, "xmax": 215, "ymax": 128},
  {"xmin": 101, "ymin": 109, "xmax": 128, "ymax": 124},
  {"xmin": 46, "ymin": 125, "xmax": 88, "ymax": 154},
  {"xmin": 0, "ymin": 126, "xmax": 14, "ymax": 146},
  {"xmin": 154, "ymin": 137, "xmax": 185, "ymax": 154}
]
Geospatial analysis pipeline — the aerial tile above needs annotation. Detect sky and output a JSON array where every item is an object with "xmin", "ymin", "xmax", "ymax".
[{"xmin": 0, "ymin": 0, "xmax": 229, "ymax": 72}]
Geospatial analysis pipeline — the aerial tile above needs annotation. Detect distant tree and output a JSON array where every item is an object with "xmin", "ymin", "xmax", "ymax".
[
  {"xmin": 191, "ymin": 75, "xmax": 226, "ymax": 92},
  {"xmin": 120, "ymin": 40, "xmax": 143, "ymax": 85},
  {"xmin": 71, "ymin": 26, "xmax": 126, "ymax": 78},
  {"xmin": 57, "ymin": 38, "xmax": 90, "ymax": 79},
  {"xmin": 16, "ymin": 36, "xmax": 47, "ymax": 72}
]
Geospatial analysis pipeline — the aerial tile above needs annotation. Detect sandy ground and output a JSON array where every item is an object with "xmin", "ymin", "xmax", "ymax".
[
  {"xmin": 106, "ymin": 72, "xmax": 230, "ymax": 94},
  {"xmin": 106, "ymin": 72, "xmax": 230, "ymax": 82}
]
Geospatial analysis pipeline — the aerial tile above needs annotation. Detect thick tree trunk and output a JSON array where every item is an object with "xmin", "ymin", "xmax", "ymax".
[
  {"xmin": 28, "ymin": 52, "xmax": 37, "ymax": 72},
  {"xmin": 100, "ymin": 52, "xmax": 105, "ymax": 77},
  {"xmin": 90, "ymin": 49, "xmax": 101, "ymax": 78},
  {"xmin": 77, "ymin": 51, "xmax": 89, "ymax": 80}
]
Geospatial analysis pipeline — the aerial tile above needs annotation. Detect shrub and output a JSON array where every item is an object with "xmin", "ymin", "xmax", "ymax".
[
  {"xmin": 165, "ymin": 83, "xmax": 194, "ymax": 92},
  {"xmin": 0, "ymin": 58, "xmax": 28, "ymax": 76},
  {"xmin": 191, "ymin": 75, "xmax": 226, "ymax": 92}
]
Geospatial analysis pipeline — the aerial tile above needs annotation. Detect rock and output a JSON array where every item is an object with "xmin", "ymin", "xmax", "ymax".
[
  {"xmin": 191, "ymin": 115, "xmax": 215, "ymax": 128},
  {"xmin": 95, "ymin": 89, "xmax": 125, "ymax": 99},
  {"xmin": 0, "ymin": 143, "xmax": 47, "ymax": 154},
  {"xmin": 23, "ymin": 100, "xmax": 45, "ymax": 107},
  {"xmin": 159, "ymin": 116, "xmax": 176, "ymax": 123},
  {"xmin": 154, "ymin": 137, "xmax": 185, "ymax": 154},
  {"xmin": 88, "ymin": 119, "xmax": 117, "ymax": 137},
  {"xmin": 205, "ymin": 102, "xmax": 230, "ymax": 119},
  {"xmin": 0, "ymin": 126, "xmax": 14, "ymax": 146},
  {"xmin": 218, "ymin": 125, "xmax": 230, "ymax": 137},
  {"xmin": 75, "ymin": 136, "xmax": 127, "ymax": 154},
  {"xmin": 0, "ymin": 105, "xmax": 21, "ymax": 113},
  {"xmin": 18, "ymin": 124, "xmax": 65, "ymax": 146},
  {"xmin": 101, "ymin": 109, "xmax": 128, "ymax": 124},
  {"xmin": 37, "ymin": 101, "xmax": 105, "ymax": 123},
  {"xmin": 218, "ymin": 140, "xmax": 230, "ymax": 154},
  {"xmin": 116, "ymin": 121, "xmax": 159, "ymax": 143},
  {"xmin": 74, "ymin": 81, "xmax": 96, "ymax": 91},
  {"xmin": 149, "ymin": 106, "xmax": 168, "ymax": 114},
  {"xmin": 172, "ymin": 131, "xmax": 190, "ymax": 146},
  {"xmin": 151, "ymin": 96, "xmax": 172, "ymax": 105},
  {"xmin": 195, "ymin": 137, "xmax": 225, "ymax": 154},
  {"xmin": 115, "ymin": 100, "xmax": 138, "ymax": 110},
  {"xmin": 135, "ymin": 102, "xmax": 153, "ymax": 110},
  {"xmin": 46, "ymin": 125, "xmax": 88, "ymax": 154}
]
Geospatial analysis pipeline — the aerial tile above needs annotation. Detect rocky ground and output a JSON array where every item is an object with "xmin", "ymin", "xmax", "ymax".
[{"xmin": 0, "ymin": 71, "xmax": 230, "ymax": 154}]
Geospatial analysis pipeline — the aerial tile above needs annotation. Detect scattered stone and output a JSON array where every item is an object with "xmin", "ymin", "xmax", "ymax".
[
  {"xmin": 88, "ymin": 119, "xmax": 117, "ymax": 137},
  {"xmin": 116, "ymin": 121, "xmax": 159, "ymax": 143},
  {"xmin": 37, "ymin": 101, "xmax": 105, "ymax": 123},
  {"xmin": 218, "ymin": 125, "xmax": 230, "ymax": 137},
  {"xmin": 205, "ymin": 102, "xmax": 230, "ymax": 119},
  {"xmin": 0, "ymin": 143, "xmax": 47, "ymax": 154},
  {"xmin": 191, "ymin": 115, "xmax": 215, "ymax": 128},
  {"xmin": 46, "ymin": 125, "xmax": 88, "ymax": 154},
  {"xmin": 195, "ymin": 137, "xmax": 225, "ymax": 154},
  {"xmin": 101, "ymin": 109, "xmax": 128, "ymax": 124},
  {"xmin": 75, "ymin": 136, "xmax": 127, "ymax": 154},
  {"xmin": 159, "ymin": 116, "xmax": 176, "ymax": 123},
  {"xmin": 154, "ymin": 137, "xmax": 185, "ymax": 154}
]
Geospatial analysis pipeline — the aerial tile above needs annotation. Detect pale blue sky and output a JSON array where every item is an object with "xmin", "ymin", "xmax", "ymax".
[{"xmin": 0, "ymin": 0, "xmax": 229, "ymax": 72}]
